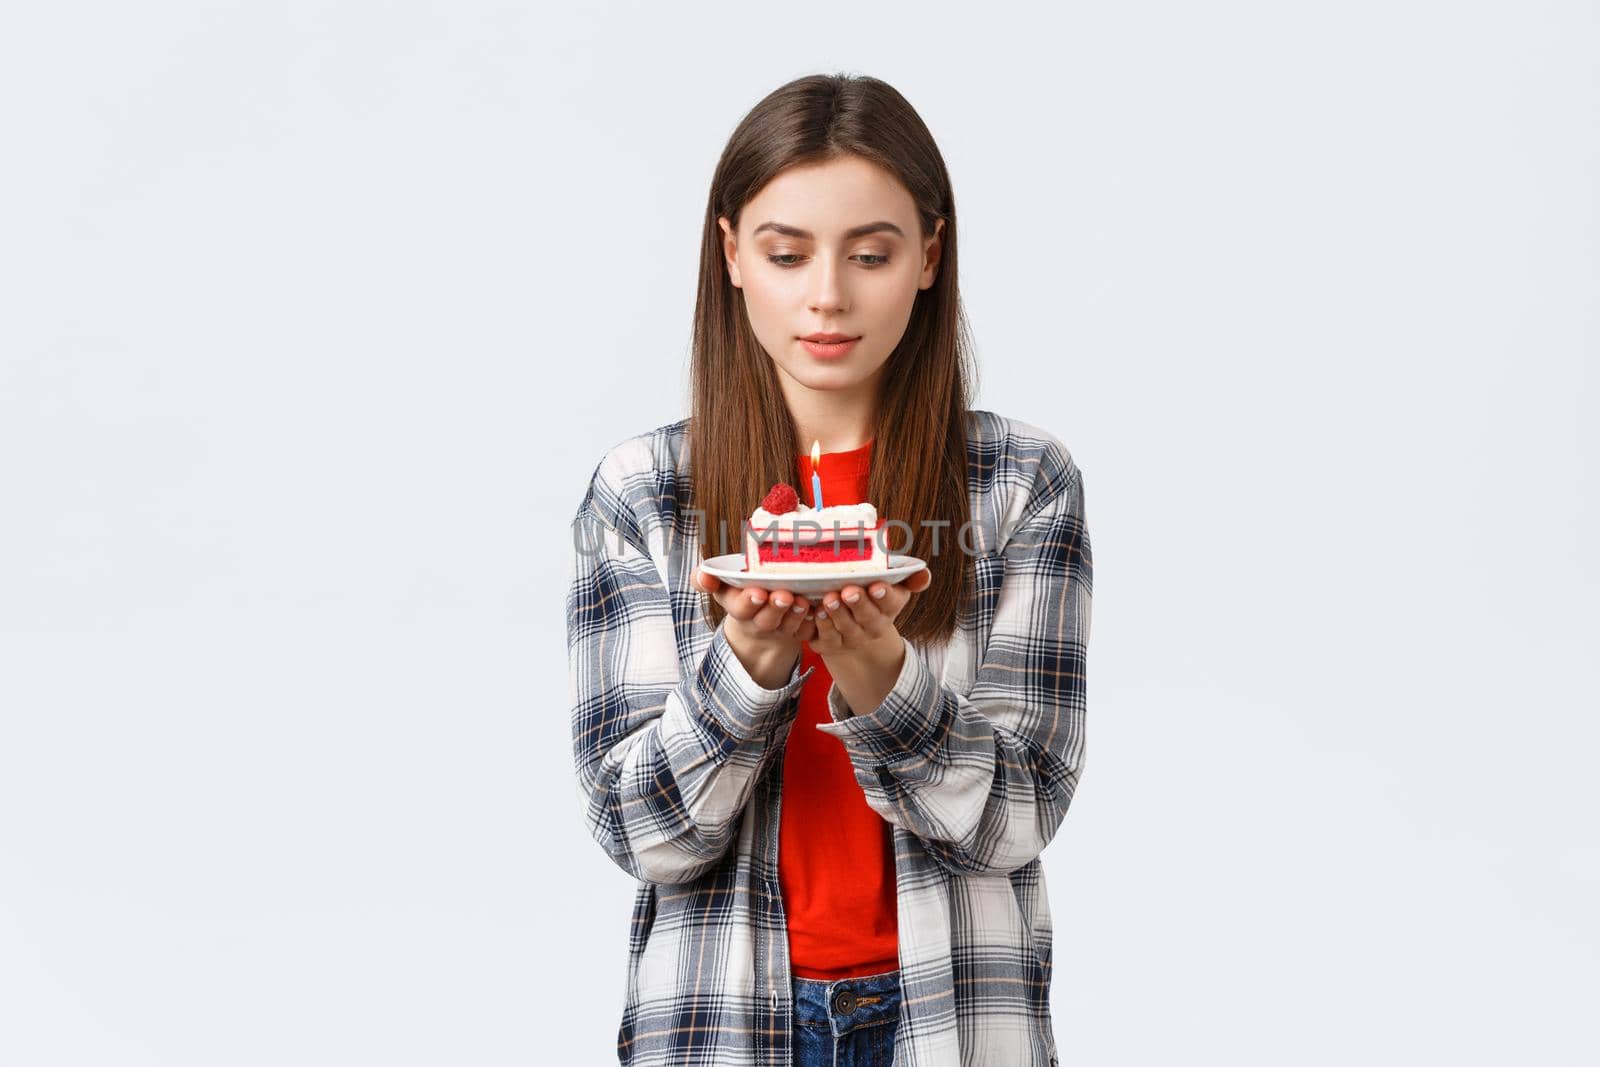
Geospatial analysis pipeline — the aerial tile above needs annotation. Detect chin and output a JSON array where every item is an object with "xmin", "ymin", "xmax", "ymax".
[{"xmin": 795, "ymin": 370, "xmax": 869, "ymax": 390}]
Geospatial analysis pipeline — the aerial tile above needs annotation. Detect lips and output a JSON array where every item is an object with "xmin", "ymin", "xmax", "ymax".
[{"xmin": 799, "ymin": 336, "xmax": 859, "ymax": 359}]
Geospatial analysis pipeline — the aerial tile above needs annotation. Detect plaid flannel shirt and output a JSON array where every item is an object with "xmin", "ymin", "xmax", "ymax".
[{"xmin": 566, "ymin": 409, "xmax": 1092, "ymax": 1066}]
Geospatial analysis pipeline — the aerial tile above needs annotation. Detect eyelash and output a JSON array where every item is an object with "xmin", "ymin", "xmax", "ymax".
[{"xmin": 766, "ymin": 254, "xmax": 890, "ymax": 268}]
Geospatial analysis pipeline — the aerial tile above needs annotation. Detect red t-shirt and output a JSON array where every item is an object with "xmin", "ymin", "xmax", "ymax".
[{"xmin": 780, "ymin": 438, "xmax": 900, "ymax": 979}]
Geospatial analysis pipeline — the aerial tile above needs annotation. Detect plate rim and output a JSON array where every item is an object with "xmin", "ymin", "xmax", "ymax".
[{"xmin": 699, "ymin": 552, "xmax": 926, "ymax": 587}]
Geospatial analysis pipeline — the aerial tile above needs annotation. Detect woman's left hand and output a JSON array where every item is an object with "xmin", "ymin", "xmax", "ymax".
[{"xmin": 808, "ymin": 570, "xmax": 933, "ymax": 661}]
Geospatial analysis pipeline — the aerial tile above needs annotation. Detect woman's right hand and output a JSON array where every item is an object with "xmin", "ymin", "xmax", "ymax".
[{"xmin": 692, "ymin": 566, "xmax": 815, "ymax": 687}]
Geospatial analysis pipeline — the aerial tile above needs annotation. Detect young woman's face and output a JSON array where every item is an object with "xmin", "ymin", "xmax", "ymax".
[{"xmin": 719, "ymin": 155, "xmax": 943, "ymax": 402}]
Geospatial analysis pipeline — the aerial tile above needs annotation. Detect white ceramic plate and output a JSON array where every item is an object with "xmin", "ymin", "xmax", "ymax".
[{"xmin": 698, "ymin": 553, "xmax": 927, "ymax": 595}]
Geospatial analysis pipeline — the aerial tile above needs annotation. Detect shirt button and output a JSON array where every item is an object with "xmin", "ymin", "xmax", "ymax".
[{"xmin": 833, "ymin": 990, "xmax": 857, "ymax": 1014}]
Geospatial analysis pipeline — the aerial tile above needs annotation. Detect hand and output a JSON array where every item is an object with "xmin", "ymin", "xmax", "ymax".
[
  {"xmin": 691, "ymin": 566, "xmax": 819, "ymax": 659},
  {"xmin": 809, "ymin": 568, "xmax": 933, "ymax": 662}
]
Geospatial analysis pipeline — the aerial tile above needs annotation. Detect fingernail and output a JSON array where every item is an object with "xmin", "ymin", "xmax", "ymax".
[
  {"xmin": 844, "ymin": 592, "xmax": 859, "ymax": 604},
  {"xmin": 871, "ymin": 587, "xmax": 887, "ymax": 599},
  {"xmin": 815, "ymin": 609, "xmax": 827, "ymax": 620},
  {"xmin": 792, "ymin": 603, "xmax": 805, "ymax": 614}
]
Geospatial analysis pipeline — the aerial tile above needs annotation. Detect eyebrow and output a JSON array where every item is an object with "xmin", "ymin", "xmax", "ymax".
[{"xmin": 750, "ymin": 220, "xmax": 906, "ymax": 240}]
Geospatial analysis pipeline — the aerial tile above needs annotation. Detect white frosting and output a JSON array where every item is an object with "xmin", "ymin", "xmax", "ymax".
[{"xmin": 748, "ymin": 501, "xmax": 877, "ymax": 534}]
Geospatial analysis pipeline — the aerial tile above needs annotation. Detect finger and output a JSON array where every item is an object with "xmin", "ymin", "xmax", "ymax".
[
  {"xmin": 749, "ymin": 587, "xmax": 792, "ymax": 630},
  {"xmin": 778, "ymin": 595, "xmax": 811, "ymax": 636},
  {"xmin": 836, "ymin": 585, "xmax": 883, "ymax": 633},
  {"xmin": 768, "ymin": 591, "xmax": 806, "ymax": 633},
  {"xmin": 811, "ymin": 605, "xmax": 838, "ymax": 645},
  {"xmin": 862, "ymin": 580, "xmax": 910, "ymax": 624},
  {"xmin": 828, "ymin": 590, "xmax": 866, "ymax": 639},
  {"xmin": 818, "ymin": 592, "xmax": 861, "ymax": 641},
  {"xmin": 757, "ymin": 589, "xmax": 802, "ymax": 632},
  {"xmin": 868, "ymin": 574, "xmax": 927, "ymax": 623},
  {"xmin": 722, "ymin": 585, "xmax": 766, "ymax": 621}
]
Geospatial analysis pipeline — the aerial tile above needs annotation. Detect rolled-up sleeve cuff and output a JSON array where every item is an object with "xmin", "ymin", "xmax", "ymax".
[
  {"xmin": 693, "ymin": 625, "xmax": 816, "ymax": 742},
  {"xmin": 814, "ymin": 635, "xmax": 943, "ymax": 763}
]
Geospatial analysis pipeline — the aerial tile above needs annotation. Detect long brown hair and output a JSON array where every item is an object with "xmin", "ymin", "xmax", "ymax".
[{"xmin": 689, "ymin": 73, "xmax": 977, "ymax": 648}]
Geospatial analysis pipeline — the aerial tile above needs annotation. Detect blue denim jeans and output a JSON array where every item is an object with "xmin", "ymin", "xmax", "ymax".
[{"xmin": 790, "ymin": 968, "xmax": 902, "ymax": 1067}]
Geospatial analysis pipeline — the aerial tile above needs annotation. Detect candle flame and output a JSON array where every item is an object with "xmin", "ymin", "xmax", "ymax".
[{"xmin": 810, "ymin": 440, "xmax": 821, "ymax": 470}]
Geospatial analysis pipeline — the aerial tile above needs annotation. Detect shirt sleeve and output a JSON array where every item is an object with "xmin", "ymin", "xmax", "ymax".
[
  {"xmin": 566, "ymin": 454, "xmax": 815, "ymax": 885},
  {"xmin": 815, "ymin": 463, "xmax": 1092, "ymax": 877}
]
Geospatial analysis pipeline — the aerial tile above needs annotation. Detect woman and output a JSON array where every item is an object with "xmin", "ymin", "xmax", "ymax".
[{"xmin": 567, "ymin": 72, "xmax": 1092, "ymax": 1067}]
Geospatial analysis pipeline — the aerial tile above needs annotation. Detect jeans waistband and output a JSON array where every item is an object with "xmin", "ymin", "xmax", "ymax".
[{"xmin": 791, "ymin": 968, "xmax": 902, "ymax": 1039}]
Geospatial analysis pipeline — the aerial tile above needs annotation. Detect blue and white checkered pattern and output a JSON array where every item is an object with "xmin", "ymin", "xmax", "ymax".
[{"xmin": 566, "ymin": 410, "xmax": 1092, "ymax": 1066}]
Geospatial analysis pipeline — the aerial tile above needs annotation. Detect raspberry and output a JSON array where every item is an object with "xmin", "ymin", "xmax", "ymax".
[{"xmin": 761, "ymin": 482, "xmax": 801, "ymax": 514}]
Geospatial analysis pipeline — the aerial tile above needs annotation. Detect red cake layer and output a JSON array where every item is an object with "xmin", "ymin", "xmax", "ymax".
[{"xmin": 757, "ymin": 537, "xmax": 871, "ymax": 563}]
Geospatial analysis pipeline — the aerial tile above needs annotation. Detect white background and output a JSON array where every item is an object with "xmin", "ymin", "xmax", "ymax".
[{"xmin": 2, "ymin": 2, "xmax": 1596, "ymax": 1064}]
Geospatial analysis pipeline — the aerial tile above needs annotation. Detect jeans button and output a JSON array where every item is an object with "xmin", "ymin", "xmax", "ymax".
[{"xmin": 833, "ymin": 989, "xmax": 857, "ymax": 1014}]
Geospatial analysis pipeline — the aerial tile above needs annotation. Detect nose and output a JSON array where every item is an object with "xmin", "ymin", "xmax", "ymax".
[{"xmin": 807, "ymin": 257, "xmax": 848, "ymax": 316}]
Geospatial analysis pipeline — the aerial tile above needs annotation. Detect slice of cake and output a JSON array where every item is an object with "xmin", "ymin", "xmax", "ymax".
[{"xmin": 742, "ymin": 482, "xmax": 887, "ymax": 574}]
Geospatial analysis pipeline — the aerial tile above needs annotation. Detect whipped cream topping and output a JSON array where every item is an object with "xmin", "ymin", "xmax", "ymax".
[{"xmin": 748, "ymin": 501, "xmax": 877, "ymax": 533}]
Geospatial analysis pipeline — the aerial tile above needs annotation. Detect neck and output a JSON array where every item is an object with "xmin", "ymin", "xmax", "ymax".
[{"xmin": 778, "ymin": 369, "xmax": 879, "ymax": 453}]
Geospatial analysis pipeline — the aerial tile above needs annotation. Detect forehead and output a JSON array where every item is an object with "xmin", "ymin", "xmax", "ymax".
[{"xmin": 743, "ymin": 156, "xmax": 916, "ymax": 237}]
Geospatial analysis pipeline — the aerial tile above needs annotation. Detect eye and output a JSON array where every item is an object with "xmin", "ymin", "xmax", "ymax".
[{"xmin": 765, "ymin": 254, "xmax": 891, "ymax": 269}]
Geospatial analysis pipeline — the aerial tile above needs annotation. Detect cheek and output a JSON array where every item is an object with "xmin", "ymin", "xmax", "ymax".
[
  {"xmin": 866, "ymin": 278, "xmax": 921, "ymax": 334},
  {"xmin": 884, "ymin": 267, "xmax": 925, "ymax": 311},
  {"xmin": 739, "ymin": 275, "xmax": 792, "ymax": 331}
]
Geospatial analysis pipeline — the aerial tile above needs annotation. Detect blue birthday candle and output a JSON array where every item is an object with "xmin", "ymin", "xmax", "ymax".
[{"xmin": 810, "ymin": 440, "xmax": 824, "ymax": 509}]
